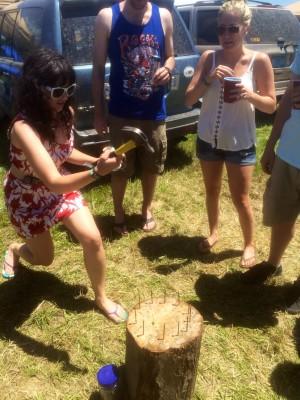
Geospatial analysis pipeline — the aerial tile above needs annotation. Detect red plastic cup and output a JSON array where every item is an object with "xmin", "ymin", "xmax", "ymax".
[
  {"xmin": 293, "ymin": 80, "xmax": 300, "ymax": 109},
  {"xmin": 223, "ymin": 77, "xmax": 242, "ymax": 103}
]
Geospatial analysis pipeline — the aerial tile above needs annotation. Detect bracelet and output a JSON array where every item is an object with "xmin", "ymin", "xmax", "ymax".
[
  {"xmin": 89, "ymin": 166, "xmax": 101, "ymax": 180},
  {"xmin": 163, "ymin": 65, "xmax": 172, "ymax": 80},
  {"xmin": 202, "ymin": 76, "xmax": 211, "ymax": 86}
]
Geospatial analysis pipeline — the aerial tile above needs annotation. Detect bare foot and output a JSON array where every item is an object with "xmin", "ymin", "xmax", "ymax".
[
  {"xmin": 96, "ymin": 298, "xmax": 128, "ymax": 324},
  {"xmin": 240, "ymin": 245, "xmax": 256, "ymax": 269},
  {"xmin": 198, "ymin": 234, "xmax": 218, "ymax": 253}
]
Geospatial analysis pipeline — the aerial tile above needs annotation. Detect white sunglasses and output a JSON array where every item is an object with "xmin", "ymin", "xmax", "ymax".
[{"xmin": 44, "ymin": 83, "xmax": 77, "ymax": 99}]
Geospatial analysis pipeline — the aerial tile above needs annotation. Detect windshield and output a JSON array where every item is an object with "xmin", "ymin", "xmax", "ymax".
[
  {"xmin": 61, "ymin": 9, "xmax": 195, "ymax": 65},
  {"xmin": 194, "ymin": 7, "xmax": 300, "ymax": 45},
  {"xmin": 248, "ymin": 9, "xmax": 300, "ymax": 44}
]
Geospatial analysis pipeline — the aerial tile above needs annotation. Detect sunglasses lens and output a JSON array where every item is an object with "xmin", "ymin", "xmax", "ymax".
[
  {"xmin": 229, "ymin": 26, "xmax": 239, "ymax": 33},
  {"xmin": 217, "ymin": 25, "xmax": 240, "ymax": 35},
  {"xmin": 52, "ymin": 88, "xmax": 65, "ymax": 98},
  {"xmin": 66, "ymin": 84, "xmax": 76, "ymax": 97}
]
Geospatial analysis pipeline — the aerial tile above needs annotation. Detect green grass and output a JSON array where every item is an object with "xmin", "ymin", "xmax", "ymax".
[{"xmin": 0, "ymin": 118, "xmax": 300, "ymax": 399}]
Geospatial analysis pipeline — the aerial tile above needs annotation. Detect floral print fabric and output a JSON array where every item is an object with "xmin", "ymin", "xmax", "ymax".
[{"xmin": 4, "ymin": 124, "xmax": 86, "ymax": 238}]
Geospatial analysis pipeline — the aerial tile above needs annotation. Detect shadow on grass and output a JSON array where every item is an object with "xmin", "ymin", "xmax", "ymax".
[
  {"xmin": 59, "ymin": 213, "xmax": 144, "ymax": 243},
  {"xmin": 270, "ymin": 319, "xmax": 300, "ymax": 399},
  {"xmin": 0, "ymin": 265, "xmax": 95, "ymax": 372},
  {"xmin": 94, "ymin": 213, "xmax": 143, "ymax": 240},
  {"xmin": 164, "ymin": 138, "xmax": 194, "ymax": 171},
  {"xmin": 192, "ymin": 271, "xmax": 300, "ymax": 329},
  {"xmin": 138, "ymin": 234, "xmax": 242, "ymax": 273}
]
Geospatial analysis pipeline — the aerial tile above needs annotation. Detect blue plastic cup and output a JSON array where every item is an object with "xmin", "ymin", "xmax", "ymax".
[{"xmin": 96, "ymin": 364, "xmax": 119, "ymax": 400}]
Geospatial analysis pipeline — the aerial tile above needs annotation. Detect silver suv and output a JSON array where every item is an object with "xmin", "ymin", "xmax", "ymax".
[{"xmin": 175, "ymin": 0, "xmax": 300, "ymax": 97}]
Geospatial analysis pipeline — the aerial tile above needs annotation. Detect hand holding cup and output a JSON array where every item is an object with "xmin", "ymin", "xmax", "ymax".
[{"xmin": 223, "ymin": 77, "xmax": 242, "ymax": 103}]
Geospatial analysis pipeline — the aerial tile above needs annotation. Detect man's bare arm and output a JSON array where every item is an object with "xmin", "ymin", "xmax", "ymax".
[
  {"xmin": 161, "ymin": 8, "xmax": 175, "ymax": 72},
  {"xmin": 92, "ymin": 8, "xmax": 111, "ymax": 134},
  {"xmin": 154, "ymin": 8, "xmax": 175, "ymax": 86}
]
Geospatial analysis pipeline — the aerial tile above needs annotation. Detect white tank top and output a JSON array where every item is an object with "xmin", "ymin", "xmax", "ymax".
[{"xmin": 198, "ymin": 51, "xmax": 257, "ymax": 151}]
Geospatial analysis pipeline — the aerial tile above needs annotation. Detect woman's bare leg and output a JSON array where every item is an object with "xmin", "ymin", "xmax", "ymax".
[
  {"xmin": 199, "ymin": 160, "xmax": 224, "ymax": 249},
  {"xmin": 4, "ymin": 230, "xmax": 55, "ymax": 275},
  {"xmin": 62, "ymin": 206, "xmax": 127, "ymax": 322},
  {"xmin": 226, "ymin": 162, "xmax": 255, "ymax": 268}
]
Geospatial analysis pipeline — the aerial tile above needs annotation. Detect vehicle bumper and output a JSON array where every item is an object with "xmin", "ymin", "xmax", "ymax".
[{"xmin": 74, "ymin": 107, "xmax": 200, "ymax": 147}]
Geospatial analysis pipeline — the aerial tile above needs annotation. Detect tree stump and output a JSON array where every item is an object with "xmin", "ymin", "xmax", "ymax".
[{"xmin": 125, "ymin": 296, "xmax": 204, "ymax": 400}]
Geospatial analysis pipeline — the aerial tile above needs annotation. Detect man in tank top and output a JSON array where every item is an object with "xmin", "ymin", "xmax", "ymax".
[{"xmin": 92, "ymin": 0, "xmax": 175, "ymax": 234}]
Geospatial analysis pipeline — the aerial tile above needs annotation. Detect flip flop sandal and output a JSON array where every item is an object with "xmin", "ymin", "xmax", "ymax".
[
  {"xmin": 2, "ymin": 250, "xmax": 17, "ymax": 279},
  {"xmin": 142, "ymin": 216, "xmax": 156, "ymax": 232},
  {"xmin": 102, "ymin": 304, "xmax": 129, "ymax": 324}
]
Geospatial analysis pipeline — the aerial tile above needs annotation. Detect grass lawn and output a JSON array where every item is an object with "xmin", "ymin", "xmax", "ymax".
[{"xmin": 0, "ymin": 118, "xmax": 300, "ymax": 399}]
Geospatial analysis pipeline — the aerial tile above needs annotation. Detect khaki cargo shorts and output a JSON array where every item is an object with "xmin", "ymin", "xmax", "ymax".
[
  {"xmin": 108, "ymin": 114, "xmax": 167, "ymax": 178},
  {"xmin": 263, "ymin": 156, "xmax": 300, "ymax": 226}
]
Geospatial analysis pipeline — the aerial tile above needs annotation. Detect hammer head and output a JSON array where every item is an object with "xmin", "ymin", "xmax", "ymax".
[{"xmin": 121, "ymin": 126, "xmax": 155, "ymax": 153}]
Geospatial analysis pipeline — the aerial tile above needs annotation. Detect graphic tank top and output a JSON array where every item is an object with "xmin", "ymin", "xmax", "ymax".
[{"xmin": 108, "ymin": 3, "xmax": 166, "ymax": 120}]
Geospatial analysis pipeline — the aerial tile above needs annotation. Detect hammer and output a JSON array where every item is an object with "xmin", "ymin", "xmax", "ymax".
[{"xmin": 112, "ymin": 126, "xmax": 155, "ymax": 155}]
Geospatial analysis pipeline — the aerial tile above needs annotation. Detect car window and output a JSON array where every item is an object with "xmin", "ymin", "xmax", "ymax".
[
  {"xmin": 177, "ymin": 9, "xmax": 191, "ymax": 30},
  {"xmin": 13, "ymin": 7, "xmax": 44, "ymax": 61},
  {"xmin": 194, "ymin": 7, "xmax": 300, "ymax": 46},
  {"xmin": 247, "ymin": 9, "xmax": 300, "ymax": 44},
  {"xmin": 62, "ymin": 8, "xmax": 195, "ymax": 65},
  {"xmin": 61, "ymin": 15, "xmax": 94, "ymax": 65},
  {"xmin": 196, "ymin": 9, "xmax": 218, "ymax": 45},
  {"xmin": 0, "ymin": 11, "xmax": 17, "ymax": 58},
  {"xmin": 173, "ymin": 8, "xmax": 195, "ymax": 56}
]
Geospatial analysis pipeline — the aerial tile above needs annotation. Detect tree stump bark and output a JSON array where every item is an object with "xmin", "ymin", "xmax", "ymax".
[{"xmin": 125, "ymin": 296, "xmax": 203, "ymax": 400}]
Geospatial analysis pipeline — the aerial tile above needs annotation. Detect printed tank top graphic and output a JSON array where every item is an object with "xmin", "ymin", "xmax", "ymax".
[{"xmin": 119, "ymin": 34, "xmax": 161, "ymax": 100}]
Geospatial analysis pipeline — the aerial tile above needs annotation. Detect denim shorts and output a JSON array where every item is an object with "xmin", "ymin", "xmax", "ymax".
[{"xmin": 196, "ymin": 137, "xmax": 256, "ymax": 166}]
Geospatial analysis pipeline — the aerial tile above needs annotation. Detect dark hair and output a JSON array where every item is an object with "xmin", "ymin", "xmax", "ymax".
[{"xmin": 16, "ymin": 47, "xmax": 76, "ymax": 142}]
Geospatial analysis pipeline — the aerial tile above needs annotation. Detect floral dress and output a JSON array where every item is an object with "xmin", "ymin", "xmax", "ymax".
[{"xmin": 4, "ymin": 118, "xmax": 86, "ymax": 238}]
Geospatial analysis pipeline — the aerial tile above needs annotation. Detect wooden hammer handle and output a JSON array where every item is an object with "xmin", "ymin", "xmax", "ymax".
[{"xmin": 114, "ymin": 139, "xmax": 136, "ymax": 155}]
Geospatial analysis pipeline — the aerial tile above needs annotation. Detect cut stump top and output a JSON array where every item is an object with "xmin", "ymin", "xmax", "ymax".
[{"xmin": 126, "ymin": 297, "xmax": 203, "ymax": 353}]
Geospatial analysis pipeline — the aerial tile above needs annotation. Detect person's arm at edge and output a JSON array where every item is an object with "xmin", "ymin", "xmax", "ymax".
[
  {"xmin": 92, "ymin": 8, "xmax": 111, "ymax": 134},
  {"xmin": 260, "ymin": 81, "xmax": 293, "ymax": 174}
]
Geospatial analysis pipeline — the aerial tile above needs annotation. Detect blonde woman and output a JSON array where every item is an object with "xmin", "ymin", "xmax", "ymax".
[{"xmin": 185, "ymin": 0, "xmax": 276, "ymax": 268}]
